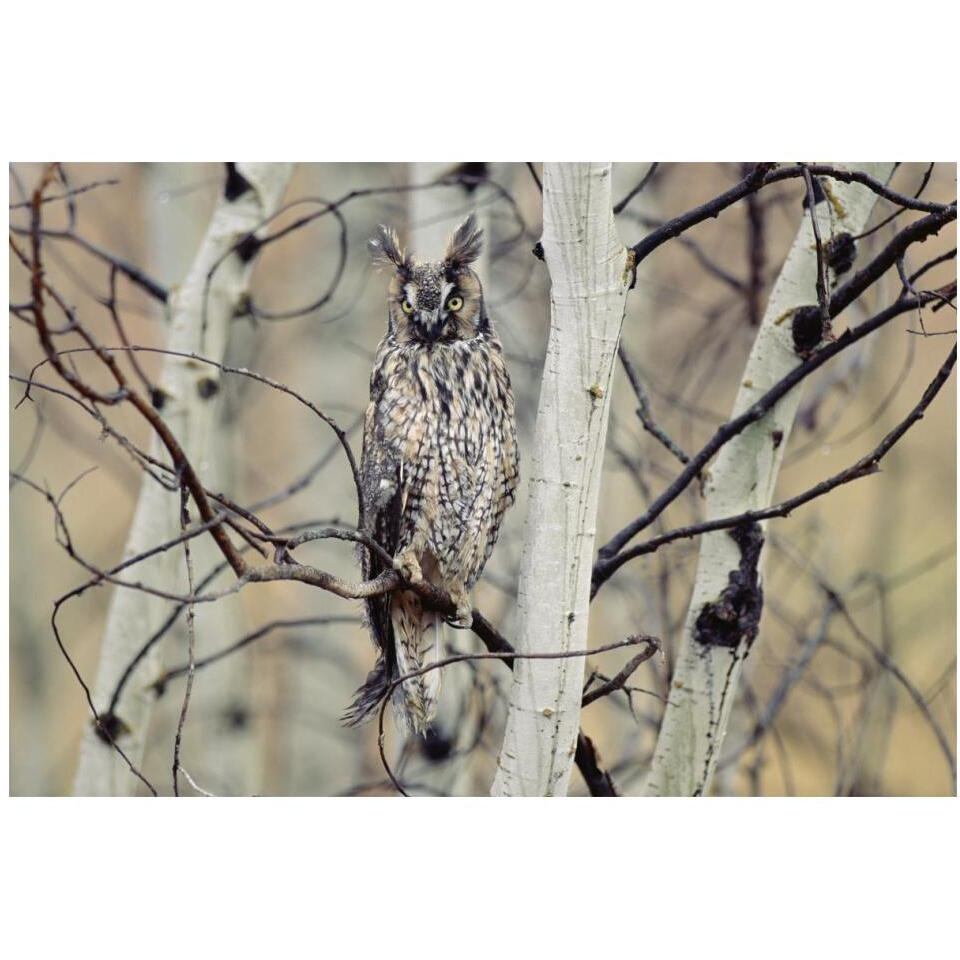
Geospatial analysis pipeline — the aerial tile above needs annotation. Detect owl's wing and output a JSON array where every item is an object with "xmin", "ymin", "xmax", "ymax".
[
  {"xmin": 477, "ymin": 349, "xmax": 520, "ymax": 575},
  {"xmin": 342, "ymin": 365, "xmax": 402, "ymax": 726}
]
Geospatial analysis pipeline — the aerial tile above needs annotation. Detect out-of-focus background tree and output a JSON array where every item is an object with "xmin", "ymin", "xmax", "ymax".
[{"xmin": 8, "ymin": 162, "xmax": 956, "ymax": 796}]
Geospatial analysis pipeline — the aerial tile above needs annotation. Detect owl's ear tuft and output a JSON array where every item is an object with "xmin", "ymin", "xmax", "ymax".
[
  {"xmin": 369, "ymin": 225, "xmax": 412, "ymax": 276},
  {"xmin": 444, "ymin": 214, "xmax": 483, "ymax": 272}
]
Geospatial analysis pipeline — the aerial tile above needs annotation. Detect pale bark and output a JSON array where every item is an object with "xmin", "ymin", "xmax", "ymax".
[
  {"xmin": 189, "ymin": 420, "xmax": 259, "ymax": 794},
  {"xmin": 492, "ymin": 162, "xmax": 629, "ymax": 797},
  {"xmin": 642, "ymin": 162, "xmax": 895, "ymax": 797},
  {"xmin": 139, "ymin": 163, "xmax": 257, "ymax": 795},
  {"xmin": 73, "ymin": 163, "xmax": 294, "ymax": 795}
]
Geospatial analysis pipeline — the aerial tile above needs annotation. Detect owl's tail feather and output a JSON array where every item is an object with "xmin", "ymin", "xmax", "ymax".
[
  {"xmin": 392, "ymin": 591, "xmax": 443, "ymax": 735},
  {"xmin": 342, "ymin": 591, "xmax": 443, "ymax": 733},
  {"xmin": 341, "ymin": 654, "xmax": 391, "ymax": 727},
  {"xmin": 344, "ymin": 557, "xmax": 396, "ymax": 727}
]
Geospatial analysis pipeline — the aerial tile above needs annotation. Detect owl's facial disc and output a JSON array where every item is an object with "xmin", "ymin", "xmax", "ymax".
[{"xmin": 402, "ymin": 267, "xmax": 468, "ymax": 342}]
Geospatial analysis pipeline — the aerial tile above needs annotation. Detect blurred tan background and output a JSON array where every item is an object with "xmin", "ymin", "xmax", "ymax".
[{"xmin": 8, "ymin": 162, "xmax": 956, "ymax": 796}]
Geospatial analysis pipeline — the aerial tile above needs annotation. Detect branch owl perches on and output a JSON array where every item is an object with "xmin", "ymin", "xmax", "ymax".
[{"xmin": 345, "ymin": 215, "xmax": 520, "ymax": 734}]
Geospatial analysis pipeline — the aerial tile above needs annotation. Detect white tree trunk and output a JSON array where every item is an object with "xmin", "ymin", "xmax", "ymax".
[
  {"xmin": 73, "ymin": 163, "xmax": 294, "ymax": 796},
  {"xmin": 492, "ymin": 162, "xmax": 629, "ymax": 797},
  {"xmin": 188, "ymin": 415, "xmax": 259, "ymax": 794},
  {"xmin": 642, "ymin": 162, "xmax": 894, "ymax": 797},
  {"xmin": 138, "ymin": 163, "xmax": 257, "ymax": 796}
]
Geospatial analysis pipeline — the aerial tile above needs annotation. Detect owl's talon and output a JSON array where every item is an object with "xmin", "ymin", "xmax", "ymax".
[
  {"xmin": 394, "ymin": 551, "xmax": 423, "ymax": 585},
  {"xmin": 446, "ymin": 593, "xmax": 474, "ymax": 629}
]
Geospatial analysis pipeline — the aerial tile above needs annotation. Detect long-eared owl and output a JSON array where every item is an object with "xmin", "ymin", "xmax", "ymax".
[{"xmin": 343, "ymin": 215, "xmax": 519, "ymax": 734}]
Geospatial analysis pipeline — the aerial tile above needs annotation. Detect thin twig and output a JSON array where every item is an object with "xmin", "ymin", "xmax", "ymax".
[
  {"xmin": 581, "ymin": 636, "xmax": 661, "ymax": 707},
  {"xmin": 613, "ymin": 162, "xmax": 659, "ymax": 215},
  {"xmin": 172, "ymin": 484, "xmax": 197, "ymax": 797},
  {"xmin": 617, "ymin": 345, "xmax": 690, "ymax": 465}
]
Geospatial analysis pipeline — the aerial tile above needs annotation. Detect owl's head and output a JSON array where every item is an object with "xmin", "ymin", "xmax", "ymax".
[{"xmin": 369, "ymin": 215, "xmax": 486, "ymax": 343}]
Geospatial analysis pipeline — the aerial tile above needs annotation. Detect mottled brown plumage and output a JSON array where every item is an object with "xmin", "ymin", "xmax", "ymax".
[{"xmin": 343, "ymin": 215, "xmax": 519, "ymax": 733}]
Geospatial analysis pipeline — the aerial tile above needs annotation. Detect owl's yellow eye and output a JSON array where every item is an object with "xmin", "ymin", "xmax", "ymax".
[
  {"xmin": 447, "ymin": 295, "xmax": 464, "ymax": 312},
  {"xmin": 401, "ymin": 299, "xmax": 414, "ymax": 315}
]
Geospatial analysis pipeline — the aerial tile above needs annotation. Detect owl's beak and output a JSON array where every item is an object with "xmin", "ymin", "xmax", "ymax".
[{"xmin": 419, "ymin": 308, "xmax": 443, "ymax": 340}]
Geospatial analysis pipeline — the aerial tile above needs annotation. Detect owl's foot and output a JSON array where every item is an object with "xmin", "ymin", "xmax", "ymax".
[
  {"xmin": 446, "ymin": 586, "xmax": 474, "ymax": 630},
  {"xmin": 394, "ymin": 549, "xmax": 423, "ymax": 586}
]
